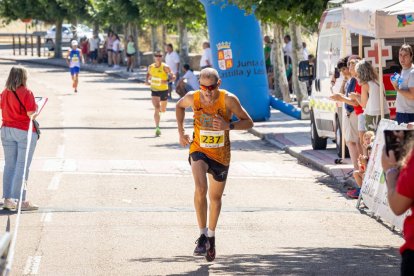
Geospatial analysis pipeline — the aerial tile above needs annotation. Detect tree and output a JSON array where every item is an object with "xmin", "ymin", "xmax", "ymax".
[{"xmin": 230, "ymin": 0, "xmax": 327, "ymax": 105}]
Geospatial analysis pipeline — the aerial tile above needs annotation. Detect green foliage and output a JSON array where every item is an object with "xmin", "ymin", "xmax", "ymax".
[{"xmin": 229, "ymin": 0, "xmax": 328, "ymax": 29}]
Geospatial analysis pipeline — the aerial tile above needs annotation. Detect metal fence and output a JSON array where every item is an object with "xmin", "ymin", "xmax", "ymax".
[{"xmin": 0, "ymin": 33, "xmax": 48, "ymax": 57}]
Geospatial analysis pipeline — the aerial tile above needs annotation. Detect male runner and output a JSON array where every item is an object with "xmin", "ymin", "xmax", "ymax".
[
  {"xmin": 66, "ymin": 40, "xmax": 84, "ymax": 93},
  {"xmin": 176, "ymin": 68, "xmax": 253, "ymax": 261},
  {"xmin": 146, "ymin": 50, "xmax": 175, "ymax": 136}
]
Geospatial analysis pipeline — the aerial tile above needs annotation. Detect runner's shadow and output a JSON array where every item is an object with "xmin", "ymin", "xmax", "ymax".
[{"xmin": 130, "ymin": 246, "xmax": 400, "ymax": 275}]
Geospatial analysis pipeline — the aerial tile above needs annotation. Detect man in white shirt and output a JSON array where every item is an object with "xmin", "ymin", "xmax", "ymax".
[
  {"xmin": 176, "ymin": 64, "xmax": 198, "ymax": 98},
  {"xmin": 283, "ymin": 35, "xmax": 292, "ymax": 60},
  {"xmin": 302, "ymin": 42, "xmax": 309, "ymax": 61},
  {"xmin": 392, "ymin": 44, "xmax": 414, "ymax": 124},
  {"xmin": 88, "ymin": 34, "xmax": 100, "ymax": 65},
  {"xmin": 200, "ymin": 42, "xmax": 212, "ymax": 69},
  {"xmin": 165, "ymin": 43, "xmax": 180, "ymax": 98}
]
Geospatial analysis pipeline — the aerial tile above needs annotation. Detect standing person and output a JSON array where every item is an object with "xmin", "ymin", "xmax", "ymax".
[
  {"xmin": 112, "ymin": 34, "xmax": 121, "ymax": 69},
  {"xmin": 176, "ymin": 68, "xmax": 254, "ymax": 261},
  {"xmin": 0, "ymin": 66, "xmax": 39, "ymax": 211},
  {"xmin": 145, "ymin": 50, "xmax": 174, "ymax": 136},
  {"xmin": 81, "ymin": 37, "xmax": 89, "ymax": 64},
  {"xmin": 66, "ymin": 40, "xmax": 84, "ymax": 93},
  {"xmin": 283, "ymin": 35, "xmax": 292, "ymax": 60},
  {"xmin": 200, "ymin": 42, "xmax": 213, "ymax": 70},
  {"xmin": 330, "ymin": 56, "xmax": 361, "ymax": 175},
  {"xmin": 88, "ymin": 33, "xmax": 100, "ymax": 65},
  {"xmin": 391, "ymin": 44, "xmax": 414, "ymax": 124},
  {"xmin": 381, "ymin": 137, "xmax": 414, "ymax": 275},
  {"xmin": 302, "ymin": 42, "xmax": 309, "ymax": 61},
  {"xmin": 105, "ymin": 31, "xmax": 114, "ymax": 67},
  {"xmin": 176, "ymin": 64, "xmax": 198, "ymax": 98},
  {"xmin": 126, "ymin": 35, "xmax": 136, "ymax": 72},
  {"xmin": 352, "ymin": 59, "xmax": 390, "ymax": 132},
  {"xmin": 263, "ymin": 36, "xmax": 272, "ymax": 73},
  {"xmin": 165, "ymin": 43, "xmax": 180, "ymax": 98}
]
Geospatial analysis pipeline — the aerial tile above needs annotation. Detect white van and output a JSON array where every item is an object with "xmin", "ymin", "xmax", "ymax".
[{"xmin": 303, "ymin": 5, "xmax": 410, "ymax": 156}]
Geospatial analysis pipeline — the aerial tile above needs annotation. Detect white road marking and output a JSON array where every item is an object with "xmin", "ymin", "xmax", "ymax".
[
  {"xmin": 48, "ymin": 173, "xmax": 62, "ymax": 190},
  {"xmin": 23, "ymin": 256, "xmax": 42, "ymax": 275},
  {"xmin": 56, "ymin": 145, "xmax": 65, "ymax": 159},
  {"xmin": 41, "ymin": 212, "xmax": 53, "ymax": 223}
]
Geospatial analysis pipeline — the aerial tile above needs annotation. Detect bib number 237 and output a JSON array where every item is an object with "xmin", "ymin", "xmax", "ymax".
[{"xmin": 200, "ymin": 130, "xmax": 225, "ymax": 148}]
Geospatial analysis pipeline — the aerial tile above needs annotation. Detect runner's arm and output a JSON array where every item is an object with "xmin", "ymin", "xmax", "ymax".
[
  {"xmin": 358, "ymin": 83, "xmax": 369, "ymax": 108},
  {"xmin": 226, "ymin": 94, "xmax": 254, "ymax": 130},
  {"xmin": 176, "ymin": 93, "xmax": 194, "ymax": 146},
  {"xmin": 164, "ymin": 65, "xmax": 175, "ymax": 82}
]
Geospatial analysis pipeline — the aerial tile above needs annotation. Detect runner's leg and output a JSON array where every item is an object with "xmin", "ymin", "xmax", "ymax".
[
  {"xmin": 191, "ymin": 158, "xmax": 209, "ymax": 230},
  {"xmin": 152, "ymin": 96, "xmax": 161, "ymax": 127},
  {"xmin": 160, "ymin": 99, "xmax": 167, "ymax": 113},
  {"xmin": 207, "ymin": 174, "xmax": 226, "ymax": 231}
]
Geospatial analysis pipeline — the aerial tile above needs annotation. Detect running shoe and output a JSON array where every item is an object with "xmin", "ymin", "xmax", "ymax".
[
  {"xmin": 74, "ymin": 89, "xmax": 78, "ymax": 93},
  {"xmin": 20, "ymin": 201, "xmax": 39, "ymax": 211},
  {"xmin": 155, "ymin": 127, "xmax": 161, "ymax": 137},
  {"xmin": 205, "ymin": 236, "xmax": 216, "ymax": 262},
  {"xmin": 3, "ymin": 199, "xmax": 16, "ymax": 211},
  {"xmin": 347, "ymin": 188, "xmax": 360, "ymax": 199},
  {"xmin": 193, "ymin": 234, "xmax": 210, "ymax": 256}
]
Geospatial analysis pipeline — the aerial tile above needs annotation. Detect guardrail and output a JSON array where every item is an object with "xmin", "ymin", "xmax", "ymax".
[{"xmin": 0, "ymin": 33, "xmax": 47, "ymax": 57}]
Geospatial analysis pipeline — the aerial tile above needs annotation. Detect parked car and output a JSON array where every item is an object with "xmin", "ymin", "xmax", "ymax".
[{"xmin": 45, "ymin": 24, "xmax": 103, "ymax": 50}]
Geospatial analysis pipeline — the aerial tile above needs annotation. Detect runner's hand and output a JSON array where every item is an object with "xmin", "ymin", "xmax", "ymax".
[
  {"xmin": 213, "ymin": 115, "xmax": 229, "ymax": 130},
  {"xmin": 179, "ymin": 133, "xmax": 191, "ymax": 147}
]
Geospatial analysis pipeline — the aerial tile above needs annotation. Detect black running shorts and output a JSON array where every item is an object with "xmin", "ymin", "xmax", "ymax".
[
  {"xmin": 189, "ymin": 151, "xmax": 229, "ymax": 182},
  {"xmin": 151, "ymin": 90, "xmax": 168, "ymax": 101}
]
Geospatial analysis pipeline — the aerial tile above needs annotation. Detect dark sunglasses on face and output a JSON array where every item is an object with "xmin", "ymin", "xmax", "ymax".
[
  {"xmin": 154, "ymin": 55, "xmax": 162, "ymax": 57},
  {"xmin": 200, "ymin": 83, "xmax": 218, "ymax": 91}
]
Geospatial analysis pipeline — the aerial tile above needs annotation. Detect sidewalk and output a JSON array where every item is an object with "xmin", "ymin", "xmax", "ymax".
[
  {"xmin": 0, "ymin": 52, "xmax": 147, "ymax": 82},
  {"xmin": 0, "ymin": 53, "xmax": 356, "ymax": 186},
  {"xmin": 249, "ymin": 109, "xmax": 355, "ymax": 185}
]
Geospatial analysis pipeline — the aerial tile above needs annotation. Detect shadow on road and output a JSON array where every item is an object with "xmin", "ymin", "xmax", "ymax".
[{"xmin": 130, "ymin": 246, "xmax": 400, "ymax": 275}]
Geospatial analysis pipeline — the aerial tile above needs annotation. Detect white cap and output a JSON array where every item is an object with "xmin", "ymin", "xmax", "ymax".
[{"xmin": 71, "ymin": 40, "xmax": 78, "ymax": 46}]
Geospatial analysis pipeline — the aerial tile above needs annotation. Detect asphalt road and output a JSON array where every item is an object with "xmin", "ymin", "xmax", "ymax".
[{"xmin": 0, "ymin": 60, "xmax": 404, "ymax": 275}]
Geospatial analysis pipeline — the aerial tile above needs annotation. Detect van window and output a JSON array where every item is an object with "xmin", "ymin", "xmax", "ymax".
[{"xmin": 317, "ymin": 34, "xmax": 341, "ymax": 79}]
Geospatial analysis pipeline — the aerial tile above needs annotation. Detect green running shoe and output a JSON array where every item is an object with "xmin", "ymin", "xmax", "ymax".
[{"xmin": 155, "ymin": 127, "xmax": 161, "ymax": 136}]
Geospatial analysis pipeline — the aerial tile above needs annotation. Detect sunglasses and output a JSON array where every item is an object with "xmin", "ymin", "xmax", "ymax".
[
  {"xmin": 154, "ymin": 55, "xmax": 162, "ymax": 57},
  {"xmin": 200, "ymin": 83, "xmax": 218, "ymax": 91}
]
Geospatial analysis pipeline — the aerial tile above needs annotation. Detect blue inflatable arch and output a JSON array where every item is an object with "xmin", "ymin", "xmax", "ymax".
[{"xmin": 199, "ymin": 0, "xmax": 270, "ymax": 121}]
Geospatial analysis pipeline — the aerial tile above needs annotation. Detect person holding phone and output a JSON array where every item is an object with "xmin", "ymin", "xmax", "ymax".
[
  {"xmin": 382, "ymin": 133, "xmax": 414, "ymax": 275},
  {"xmin": 0, "ymin": 66, "xmax": 39, "ymax": 211}
]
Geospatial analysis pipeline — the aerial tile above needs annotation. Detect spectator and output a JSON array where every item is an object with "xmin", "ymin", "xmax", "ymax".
[
  {"xmin": 392, "ymin": 44, "xmax": 414, "ymax": 124},
  {"xmin": 112, "ymin": 34, "xmax": 121, "ymax": 69},
  {"xmin": 302, "ymin": 42, "xmax": 309, "ymax": 61},
  {"xmin": 164, "ymin": 43, "xmax": 180, "ymax": 98},
  {"xmin": 200, "ymin": 41, "xmax": 212, "ymax": 70},
  {"xmin": 330, "ymin": 56, "xmax": 362, "ymax": 172},
  {"xmin": 81, "ymin": 37, "xmax": 89, "ymax": 64},
  {"xmin": 126, "ymin": 35, "xmax": 136, "ymax": 72},
  {"xmin": 284, "ymin": 55, "xmax": 293, "ymax": 94},
  {"xmin": 307, "ymin": 54, "xmax": 316, "ymax": 95},
  {"xmin": 0, "ymin": 66, "xmax": 39, "ymax": 211},
  {"xmin": 263, "ymin": 36, "xmax": 272, "ymax": 73},
  {"xmin": 381, "ymin": 134, "xmax": 414, "ymax": 275},
  {"xmin": 88, "ymin": 33, "xmax": 100, "ymax": 65},
  {"xmin": 283, "ymin": 35, "xmax": 292, "ymax": 60},
  {"xmin": 352, "ymin": 59, "xmax": 390, "ymax": 132},
  {"xmin": 176, "ymin": 64, "xmax": 198, "ymax": 98},
  {"xmin": 105, "ymin": 31, "xmax": 114, "ymax": 67}
]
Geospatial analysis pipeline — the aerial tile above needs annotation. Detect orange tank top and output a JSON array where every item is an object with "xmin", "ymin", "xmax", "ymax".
[{"xmin": 189, "ymin": 90, "xmax": 231, "ymax": 166}]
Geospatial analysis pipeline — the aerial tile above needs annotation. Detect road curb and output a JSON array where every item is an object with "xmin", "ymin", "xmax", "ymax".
[
  {"xmin": 248, "ymin": 128, "xmax": 355, "ymax": 186},
  {"xmin": 0, "ymin": 57, "xmax": 145, "ymax": 83}
]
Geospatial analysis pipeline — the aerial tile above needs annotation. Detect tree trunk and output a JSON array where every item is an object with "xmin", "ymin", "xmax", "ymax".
[
  {"xmin": 177, "ymin": 20, "xmax": 189, "ymax": 68},
  {"xmin": 150, "ymin": 25, "xmax": 158, "ymax": 52},
  {"xmin": 272, "ymin": 23, "xmax": 290, "ymax": 102},
  {"xmin": 71, "ymin": 18, "xmax": 78, "ymax": 41},
  {"xmin": 93, "ymin": 21, "xmax": 99, "ymax": 36},
  {"xmin": 289, "ymin": 22, "xmax": 308, "ymax": 106},
  {"xmin": 54, "ymin": 19, "xmax": 63, "ymax": 58},
  {"xmin": 132, "ymin": 23, "xmax": 140, "ymax": 66},
  {"xmin": 161, "ymin": 25, "xmax": 167, "ymax": 48}
]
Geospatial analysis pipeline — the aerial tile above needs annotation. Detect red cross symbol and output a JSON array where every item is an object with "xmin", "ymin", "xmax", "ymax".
[{"xmin": 364, "ymin": 40, "xmax": 393, "ymax": 68}]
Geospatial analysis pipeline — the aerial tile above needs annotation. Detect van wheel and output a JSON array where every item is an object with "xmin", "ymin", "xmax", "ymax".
[
  {"xmin": 310, "ymin": 111, "xmax": 327, "ymax": 150},
  {"xmin": 45, "ymin": 39, "xmax": 54, "ymax": 51},
  {"xmin": 335, "ymin": 117, "xmax": 350, "ymax": 158}
]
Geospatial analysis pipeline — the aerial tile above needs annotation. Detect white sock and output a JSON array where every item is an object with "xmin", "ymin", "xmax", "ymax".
[
  {"xmin": 200, "ymin": 228, "xmax": 208, "ymax": 236},
  {"xmin": 208, "ymin": 229, "xmax": 215, "ymax": 237}
]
